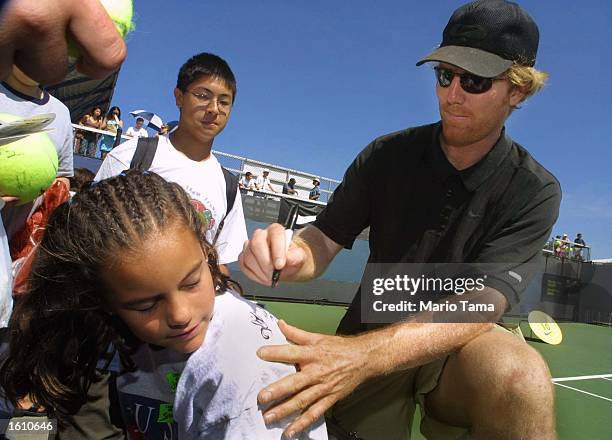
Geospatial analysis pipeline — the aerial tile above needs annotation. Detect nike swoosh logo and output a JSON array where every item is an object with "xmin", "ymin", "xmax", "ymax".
[{"xmin": 467, "ymin": 210, "xmax": 481, "ymax": 218}]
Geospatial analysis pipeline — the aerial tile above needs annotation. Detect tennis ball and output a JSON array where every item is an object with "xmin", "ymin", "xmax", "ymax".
[
  {"xmin": 0, "ymin": 114, "xmax": 59, "ymax": 204},
  {"xmin": 68, "ymin": 0, "xmax": 135, "ymax": 58}
]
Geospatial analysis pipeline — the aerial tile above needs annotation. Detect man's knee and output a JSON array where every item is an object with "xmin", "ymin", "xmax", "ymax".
[
  {"xmin": 493, "ymin": 343, "xmax": 553, "ymax": 406},
  {"xmin": 457, "ymin": 331, "xmax": 554, "ymax": 410}
]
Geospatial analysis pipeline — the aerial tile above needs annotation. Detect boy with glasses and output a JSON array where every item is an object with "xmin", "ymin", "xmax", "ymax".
[
  {"xmin": 97, "ymin": 53, "xmax": 247, "ymax": 272},
  {"xmin": 240, "ymin": 1, "xmax": 560, "ymax": 439}
]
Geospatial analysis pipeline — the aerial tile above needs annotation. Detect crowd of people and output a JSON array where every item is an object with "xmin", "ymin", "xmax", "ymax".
[
  {"xmin": 240, "ymin": 171, "xmax": 323, "ymax": 201},
  {"xmin": 75, "ymin": 109, "xmax": 176, "ymax": 160},
  {"xmin": 0, "ymin": 1, "xmax": 564, "ymax": 439},
  {"xmin": 549, "ymin": 233, "xmax": 588, "ymax": 260}
]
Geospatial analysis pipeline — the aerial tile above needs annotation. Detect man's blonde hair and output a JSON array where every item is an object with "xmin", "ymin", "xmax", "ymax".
[{"xmin": 505, "ymin": 64, "xmax": 549, "ymax": 103}]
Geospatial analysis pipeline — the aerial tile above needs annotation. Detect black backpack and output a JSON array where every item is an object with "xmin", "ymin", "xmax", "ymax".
[{"xmin": 129, "ymin": 137, "xmax": 239, "ymax": 245}]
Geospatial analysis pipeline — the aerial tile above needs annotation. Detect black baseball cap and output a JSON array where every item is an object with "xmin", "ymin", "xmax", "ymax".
[{"xmin": 416, "ymin": 0, "xmax": 539, "ymax": 77}]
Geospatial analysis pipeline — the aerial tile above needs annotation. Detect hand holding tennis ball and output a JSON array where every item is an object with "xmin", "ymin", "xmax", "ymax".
[{"xmin": 0, "ymin": 114, "xmax": 59, "ymax": 204}]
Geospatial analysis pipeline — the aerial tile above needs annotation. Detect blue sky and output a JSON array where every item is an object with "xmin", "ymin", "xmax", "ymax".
[{"xmin": 111, "ymin": 0, "xmax": 612, "ymax": 258}]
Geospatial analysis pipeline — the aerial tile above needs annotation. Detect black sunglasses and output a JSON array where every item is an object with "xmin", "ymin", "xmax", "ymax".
[{"xmin": 434, "ymin": 66, "xmax": 503, "ymax": 94}]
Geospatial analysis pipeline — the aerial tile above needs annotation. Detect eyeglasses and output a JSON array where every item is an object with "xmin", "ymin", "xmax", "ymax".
[
  {"xmin": 434, "ymin": 67, "xmax": 504, "ymax": 94},
  {"xmin": 189, "ymin": 89, "xmax": 232, "ymax": 113}
]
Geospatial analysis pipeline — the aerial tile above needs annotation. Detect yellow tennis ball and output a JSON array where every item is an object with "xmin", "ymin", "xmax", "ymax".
[
  {"xmin": 100, "ymin": 0, "xmax": 134, "ymax": 37},
  {"xmin": 0, "ymin": 114, "xmax": 59, "ymax": 204},
  {"xmin": 68, "ymin": 0, "xmax": 134, "ymax": 58}
]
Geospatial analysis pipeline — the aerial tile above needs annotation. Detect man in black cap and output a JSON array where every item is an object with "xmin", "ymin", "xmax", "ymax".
[{"xmin": 240, "ymin": 1, "xmax": 559, "ymax": 438}]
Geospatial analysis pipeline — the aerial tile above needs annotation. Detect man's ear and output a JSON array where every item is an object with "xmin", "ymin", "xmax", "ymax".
[
  {"xmin": 509, "ymin": 85, "xmax": 527, "ymax": 107},
  {"xmin": 174, "ymin": 87, "xmax": 183, "ymax": 109}
]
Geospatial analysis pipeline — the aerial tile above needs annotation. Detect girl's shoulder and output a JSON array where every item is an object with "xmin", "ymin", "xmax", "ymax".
[
  {"xmin": 196, "ymin": 290, "xmax": 285, "ymax": 362},
  {"xmin": 214, "ymin": 290, "xmax": 279, "ymax": 331}
]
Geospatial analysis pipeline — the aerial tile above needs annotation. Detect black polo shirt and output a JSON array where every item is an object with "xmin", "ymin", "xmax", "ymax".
[{"xmin": 314, "ymin": 122, "xmax": 561, "ymax": 332}]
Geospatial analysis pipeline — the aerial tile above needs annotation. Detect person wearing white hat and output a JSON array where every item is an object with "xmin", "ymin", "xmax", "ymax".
[{"xmin": 255, "ymin": 168, "xmax": 277, "ymax": 193}]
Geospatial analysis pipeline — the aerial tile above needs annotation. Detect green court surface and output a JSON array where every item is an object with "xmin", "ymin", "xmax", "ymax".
[{"xmin": 259, "ymin": 300, "xmax": 612, "ymax": 440}]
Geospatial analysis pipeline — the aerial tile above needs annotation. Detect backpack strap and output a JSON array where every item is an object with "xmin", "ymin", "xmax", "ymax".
[
  {"xmin": 130, "ymin": 137, "xmax": 159, "ymax": 170},
  {"xmin": 221, "ymin": 166, "xmax": 239, "ymax": 216},
  {"xmin": 213, "ymin": 166, "xmax": 239, "ymax": 246}
]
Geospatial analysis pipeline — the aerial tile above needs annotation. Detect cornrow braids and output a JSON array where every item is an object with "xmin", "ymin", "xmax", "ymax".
[{"xmin": 0, "ymin": 170, "xmax": 238, "ymax": 419}]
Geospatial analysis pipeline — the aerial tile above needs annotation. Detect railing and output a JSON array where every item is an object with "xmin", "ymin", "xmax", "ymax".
[
  {"xmin": 71, "ymin": 124, "xmax": 339, "ymax": 202},
  {"xmin": 203, "ymin": 151, "xmax": 339, "ymax": 203},
  {"xmin": 71, "ymin": 123, "xmax": 131, "ymax": 158},
  {"xmin": 239, "ymin": 186, "xmax": 327, "ymax": 206}
]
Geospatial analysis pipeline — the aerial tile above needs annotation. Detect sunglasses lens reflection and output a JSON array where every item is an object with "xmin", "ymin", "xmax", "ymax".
[{"xmin": 434, "ymin": 67, "xmax": 494, "ymax": 94}]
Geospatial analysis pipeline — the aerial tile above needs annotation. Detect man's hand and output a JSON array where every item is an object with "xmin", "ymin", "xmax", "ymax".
[
  {"xmin": 239, "ymin": 223, "xmax": 308, "ymax": 285},
  {"xmin": 240, "ymin": 224, "xmax": 343, "ymax": 286},
  {"xmin": 257, "ymin": 321, "xmax": 373, "ymax": 438},
  {"xmin": 0, "ymin": 0, "xmax": 127, "ymax": 84}
]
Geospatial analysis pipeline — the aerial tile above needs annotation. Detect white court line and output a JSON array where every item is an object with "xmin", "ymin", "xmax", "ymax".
[
  {"xmin": 604, "ymin": 377, "xmax": 612, "ymax": 382},
  {"xmin": 552, "ymin": 373, "xmax": 612, "ymax": 382},
  {"xmin": 553, "ymin": 382, "xmax": 612, "ymax": 403}
]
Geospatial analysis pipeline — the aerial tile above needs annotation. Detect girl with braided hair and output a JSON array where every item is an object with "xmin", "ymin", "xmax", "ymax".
[{"xmin": 0, "ymin": 170, "xmax": 327, "ymax": 439}]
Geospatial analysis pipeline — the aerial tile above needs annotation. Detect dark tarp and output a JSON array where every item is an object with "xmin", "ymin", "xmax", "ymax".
[{"xmin": 46, "ymin": 61, "xmax": 120, "ymax": 123}]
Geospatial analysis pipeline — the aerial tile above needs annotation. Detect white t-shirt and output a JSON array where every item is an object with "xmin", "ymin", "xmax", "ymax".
[
  {"xmin": 175, "ymin": 291, "xmax": 328, "ymax": 439},
  {"xmin": 256, "ymin": 175, "xmax": 273, "ymax": 191},
  {"xmin": 239, "ymin": 176, "xmax": 256, "ymax": 190},
  {"xmin": 94, "ymin": 136, "xmax": 247, "ymax": 264},
  {"xmin": 125, "ymin": 126, "xmax": 148, "ymax": 138}
]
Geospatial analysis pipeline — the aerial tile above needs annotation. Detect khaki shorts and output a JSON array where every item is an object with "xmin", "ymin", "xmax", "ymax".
[{"xmin": 331, "ymin": 324, "xmax": 524, "ymax": 440}]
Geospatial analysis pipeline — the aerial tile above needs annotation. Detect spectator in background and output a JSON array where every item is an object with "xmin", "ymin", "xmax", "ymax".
[
  {"xmin": 79, "ymin": 106, "xmax": 105, "ymax": 157},
  {"xmin": 553, "ymin": 235, "xmax": 562, "ymax": 257},
  {"xmin": 125, "ymin": 116, "xmax": 148, "ymax": 138},
  {"xmin": 0, "ymin": 65, "xmax": 73, "ymax": 242},
  {"xmin": 574, "ymin": 233, "xmax": 586, "ymax": 260},
  {"xmin": 256, "ymin": 169, "xmax": 277, "ymax": 193},
  {"xmin": 157, "ymin": 124, "xmax": 169, "ymax": 137},
  {"xmin": 99, "ymin": 106, "xmax": 123, "ymax": 160},
  {"xmin": 282, "ymin": 178, "xmax": 298, "ymax": 196},
  {"xmin": 309, "ymin": 177, "xmax": 321, "ymax": 200},
  {"xmin": 239, "ymin": 171, "xmax": 256, "ymax": 190},
  {"xmin": 561, "ymin": 233, "xmax": 570, "ymax": 258},
  {"xmin": 68, "ymin": 168, "xmax": 95, "ymax": 196}
]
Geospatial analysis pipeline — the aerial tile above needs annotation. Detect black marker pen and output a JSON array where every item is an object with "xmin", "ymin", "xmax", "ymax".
[{"xmin": 271, "ymin": 204, "xmax": 299, "ymax": 288}]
